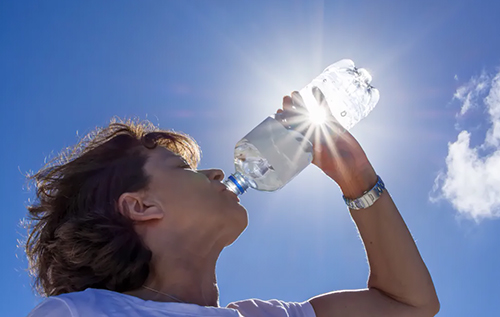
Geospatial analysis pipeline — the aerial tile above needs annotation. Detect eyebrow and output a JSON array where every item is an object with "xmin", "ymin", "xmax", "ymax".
[
  {"xmin": 165, "ymin": 155, "xmax": 182, "ymax": 161},
  {"xmin": 166, "ymin": 155, "xmax": 189, "ymax": 164}
]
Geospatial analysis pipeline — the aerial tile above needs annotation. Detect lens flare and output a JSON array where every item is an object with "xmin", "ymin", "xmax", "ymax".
[{"xmin": 307, "ymin": 106, "xmax": 328, "ymax": 126}]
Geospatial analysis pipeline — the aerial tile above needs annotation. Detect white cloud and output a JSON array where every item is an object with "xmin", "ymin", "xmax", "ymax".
[
  {"xmin": 431, "ymin": 70, "xmax": 500, "ymax": 222},
  {"xmin": 484, "ymin": 73, "xmax": 500, "ymax": 148},
  {"xmin": 452, "ymin": 70, "xmax": 489, "ymax": 116}
]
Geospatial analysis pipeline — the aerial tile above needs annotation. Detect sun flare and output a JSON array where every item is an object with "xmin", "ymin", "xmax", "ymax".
[{"xmin": 307, "ymin": 106, "xmax": 328, "ymax": 126}]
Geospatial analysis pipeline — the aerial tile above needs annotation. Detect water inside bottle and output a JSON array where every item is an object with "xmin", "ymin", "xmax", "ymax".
[{"xmin": 234, "ymin": 117, "xmax": 313, "ymax": 191}]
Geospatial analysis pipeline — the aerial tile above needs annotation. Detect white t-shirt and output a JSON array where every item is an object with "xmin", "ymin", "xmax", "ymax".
[{"xmin": 27, "ymin": 288, "xmax": 317, "ymax": 317}]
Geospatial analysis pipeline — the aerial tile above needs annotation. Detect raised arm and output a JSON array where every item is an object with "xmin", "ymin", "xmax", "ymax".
[
  {"xmin": 281, "ymin": 93, "xmax": 439, "ymax": 317},
  {"xmin": 309, "ymin": 171, "xmax": 440, "ymax": 317}
]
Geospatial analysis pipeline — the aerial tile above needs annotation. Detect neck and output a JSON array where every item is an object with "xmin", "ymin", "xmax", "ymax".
[{"xmin": 125, "ymin": 240, "xmax": 223, "ymax": 307}]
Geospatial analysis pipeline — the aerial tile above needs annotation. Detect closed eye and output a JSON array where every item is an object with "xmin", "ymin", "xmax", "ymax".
[
  {"xmin": 175, "ymin": 156, "xmax": 196, "ymax": 170},
  {"xmin": 179, "ymin": 161, "xmax": 194, "ymax": 169}
]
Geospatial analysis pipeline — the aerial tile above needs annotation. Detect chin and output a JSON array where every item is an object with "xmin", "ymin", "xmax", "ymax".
[{"xmin": 224, "ymin": 206, "xmax": 248, "ymax": 246}]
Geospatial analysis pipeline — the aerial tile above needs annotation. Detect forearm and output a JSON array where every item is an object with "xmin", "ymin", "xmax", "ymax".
[{"xmin": 340, "ymin": 168, "xmax": 439, "ymax": 311}]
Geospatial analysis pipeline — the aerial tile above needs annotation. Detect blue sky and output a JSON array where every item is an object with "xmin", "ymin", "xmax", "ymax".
[{"xmin": 2, "ymin": 1, "xmax": 500, "ymax": 316}]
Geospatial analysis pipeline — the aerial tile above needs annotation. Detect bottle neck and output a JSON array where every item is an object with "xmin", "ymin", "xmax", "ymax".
[{"xmin": 223, "ymin": 172, "xmax": 249, "ymax": 196}]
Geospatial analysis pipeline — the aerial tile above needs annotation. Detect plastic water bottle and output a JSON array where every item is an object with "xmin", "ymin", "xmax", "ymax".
[{"xmin": 223, "ymin": 59, "xmax": 379, "ymax": 196}]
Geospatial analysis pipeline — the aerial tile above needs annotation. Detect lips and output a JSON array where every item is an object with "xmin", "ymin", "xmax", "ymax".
[
  {"xmin": 215, "ymin": 182, "xmax": 240, "ymax": 202},
  {"xmin": 225, "ymin": 188, "xmax": 240, "ymax": 202}
]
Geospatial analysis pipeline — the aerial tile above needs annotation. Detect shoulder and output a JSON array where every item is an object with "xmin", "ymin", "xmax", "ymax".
[
  {"xmin": 27, "ymin": 288, "xmax": 134, "ymax": 316},
  {"xmin": 227, "ymin": 298, "xmax": 316, "ymax": 317},
  {"xmin": 28, "ymin": 297, "xmax": 73, "ymax": 317}
]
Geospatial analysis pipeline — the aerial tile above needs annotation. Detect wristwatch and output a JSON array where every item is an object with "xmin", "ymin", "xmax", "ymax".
[{"xmin": 343, "ymin": 175, "xmax": 386, "ymax": 210}]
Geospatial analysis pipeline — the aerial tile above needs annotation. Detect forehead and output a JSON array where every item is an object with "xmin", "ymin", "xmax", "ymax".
[{"xmin": 146, "ymin": 146, "xmax": 183, "ymax": 166}]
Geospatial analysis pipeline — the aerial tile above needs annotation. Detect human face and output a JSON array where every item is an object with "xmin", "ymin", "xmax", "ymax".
[{"xmin": 142, "ymin": 146, "xmax": 248, "ymax": 246}]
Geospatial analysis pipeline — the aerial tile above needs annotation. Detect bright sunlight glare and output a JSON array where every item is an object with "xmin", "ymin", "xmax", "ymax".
[
  {"xmin": 307, "ymin": 106, "xmax": 328, "ymax": 125},
  {"xmin": 299, "ymin": 88, "xmax": 329, "ymax": 126}
]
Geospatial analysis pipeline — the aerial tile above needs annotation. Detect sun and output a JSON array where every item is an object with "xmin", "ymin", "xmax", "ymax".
[
  {"xmin": 297, "ymin": 88, "xmax": 329, "ymax": 126},
  {"xmin": 307, "ymin": 106, "xmax": 328, "ymax": 126}
]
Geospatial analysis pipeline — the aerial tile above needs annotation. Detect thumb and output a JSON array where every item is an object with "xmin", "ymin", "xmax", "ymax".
[{"xmin": 311, "ymin": 87, "xmax": 334, "ymax": 118}]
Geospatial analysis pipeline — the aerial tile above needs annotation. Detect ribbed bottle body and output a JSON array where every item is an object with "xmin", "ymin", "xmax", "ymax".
[{"xmin": 298, "ymin": 59, "xmax": 379, "ymax": 130}]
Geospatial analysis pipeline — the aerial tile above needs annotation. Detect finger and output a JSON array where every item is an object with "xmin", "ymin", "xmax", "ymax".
[
  {"xmin": 308, "ymin": 87, "xmax": 345, "ymax": 129},
  {"xmin": 282, "ymin": 95, "xmax": 292, "ymax": 106},
  {"xmin": 291, "ymin": 91, "xmax": 305, "ymax": 109},
  {"xmin": 312, "ymin": 87, "xmax": 325, "ymax": 105},
  {"xmin": 282, "ymin": 95, "xmax": 296, "ymax": 112},
  {"xmin": 311, "ymin": 87, "xmax": 334, "ymax": 118}
]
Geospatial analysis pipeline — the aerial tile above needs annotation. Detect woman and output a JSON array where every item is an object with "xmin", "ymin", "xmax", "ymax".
[{"xmin": 26, "ymin": 93, "xmax": 439, "ymax": 316}]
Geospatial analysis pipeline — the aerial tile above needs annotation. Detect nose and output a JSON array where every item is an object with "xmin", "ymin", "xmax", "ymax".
[{"xmin": 202, "ymin": 169, "xmax": 225, "ymax": 182}]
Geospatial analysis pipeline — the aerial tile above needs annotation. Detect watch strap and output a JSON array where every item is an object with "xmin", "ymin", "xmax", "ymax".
[{"xmin": 343, "ymin": 175, "xmax": 385, "ymax": 210}]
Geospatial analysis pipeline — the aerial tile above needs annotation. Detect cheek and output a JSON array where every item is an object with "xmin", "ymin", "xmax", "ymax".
[
  {"xmin": 154, "ymin": 171, "xmax": 220, "ymax": 212},
  {"xmin": 159, "ymin": 179, "xmax": 206, "ymax": 210},
  {"xmin": 150, "ymin": 177, "xmax": 187, "ymax": 207}
]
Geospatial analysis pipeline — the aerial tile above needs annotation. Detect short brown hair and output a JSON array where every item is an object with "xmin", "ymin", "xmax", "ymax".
[{"xmin": 24, "ymin": 118, "xmax": 201, "ymax": 297}]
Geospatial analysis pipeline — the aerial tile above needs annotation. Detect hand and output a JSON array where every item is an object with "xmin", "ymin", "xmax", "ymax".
[{"xmin": 278, "ymin": 90, "xmax": 377, "ymax": 198}]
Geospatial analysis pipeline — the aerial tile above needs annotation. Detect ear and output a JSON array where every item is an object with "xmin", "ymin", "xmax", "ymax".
[{"xmin": 117, "ymin": 192, "xmax": 164, "ymax": 222}]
